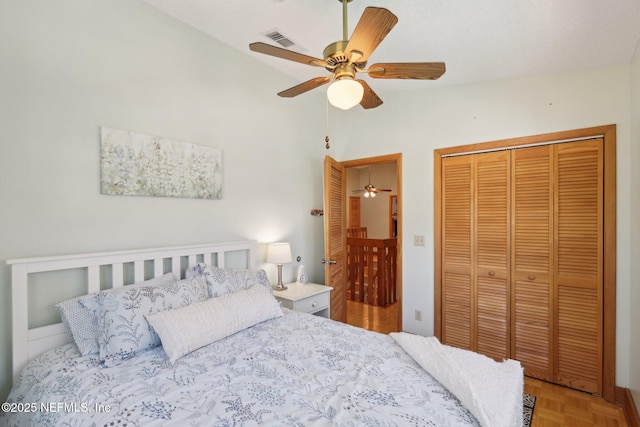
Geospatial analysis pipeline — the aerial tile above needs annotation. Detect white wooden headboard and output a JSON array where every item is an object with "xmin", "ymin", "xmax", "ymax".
[{"xmin": 7, "ymin": 240, "xmax": 257, "ymax": 381}]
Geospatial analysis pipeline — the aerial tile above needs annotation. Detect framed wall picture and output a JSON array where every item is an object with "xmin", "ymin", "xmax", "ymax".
[{"xmin": 100, "ymin": 126, "xmax": 222, "ymax": 200}]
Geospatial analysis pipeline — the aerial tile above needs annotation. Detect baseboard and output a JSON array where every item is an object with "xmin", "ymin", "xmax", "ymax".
[{"xmin": 615, "ymin": 386, "xmax": 640, "ymax": 427}]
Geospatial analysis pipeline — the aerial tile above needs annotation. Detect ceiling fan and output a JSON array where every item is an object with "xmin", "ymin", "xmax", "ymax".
[
  {"xmin": 352, "ymin": 166, "xmax": 391, "ymax": 198},
  {"xmin": 249, "ymin": 0, "xmax": 446, "ymax": 110}
]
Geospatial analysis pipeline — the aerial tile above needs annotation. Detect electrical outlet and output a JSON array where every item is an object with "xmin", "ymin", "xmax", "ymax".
[
  {"xmin": 415, "ymin": 310, "xmax": 422, "ymax": 321},
  {"xmin": 414, "ymin": 235, "xmax": 425, "ymax": 246}
]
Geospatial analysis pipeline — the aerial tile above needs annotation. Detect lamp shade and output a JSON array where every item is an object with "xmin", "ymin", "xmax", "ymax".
[
  {"xmin": 327, "ymin": 78, "xmax": 364, "ymax": 110},
  {"xmin": 267, "ymin": 242, "xmax": 292, "ymax": 264}
]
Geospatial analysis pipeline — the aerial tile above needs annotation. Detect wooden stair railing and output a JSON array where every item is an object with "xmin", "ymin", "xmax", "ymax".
[
  {"xmin": 347, "ymin": 237, "xmax": 397, "ymax": 306},
  {"xmin": 347, "ymin": 227, "xmax": 368, "ymax": 238}
]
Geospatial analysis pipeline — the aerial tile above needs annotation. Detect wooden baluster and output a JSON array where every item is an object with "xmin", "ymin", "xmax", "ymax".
[
  {"xmin": 390, "ymin": 243, "xmax": 397, "ymax": 303},
  {"xmin": 358, "ymin": 242, "xmax": 363, "ymax": 303}
]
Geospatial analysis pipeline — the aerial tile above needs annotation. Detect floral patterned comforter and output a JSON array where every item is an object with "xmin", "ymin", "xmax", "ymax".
[{"xmin": 3, "ymin": 310, "xmax": 479, "ymax": 426}]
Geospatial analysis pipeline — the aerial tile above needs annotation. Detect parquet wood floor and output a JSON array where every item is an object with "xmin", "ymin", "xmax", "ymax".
[
  {"xmin": 346, "ymin": 300, "xmax": 629, "ymax": 427},
  {"xmin": 346, "ymin": 299, "xmax": 400, "ymax": 334},
  {"xmin": 524, "ymin": 377, "xmax": 627, "ymax": 427}
]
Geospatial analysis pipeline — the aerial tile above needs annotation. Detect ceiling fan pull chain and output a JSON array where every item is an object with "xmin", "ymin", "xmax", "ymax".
[{"xmin": 325, "ymin": 96, "xmax": 331, "ymax": 149}]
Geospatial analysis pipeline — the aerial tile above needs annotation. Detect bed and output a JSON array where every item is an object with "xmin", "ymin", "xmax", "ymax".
[{"xmin": 2, "ymin": 240, "xmax": 523, "ymax": 426}]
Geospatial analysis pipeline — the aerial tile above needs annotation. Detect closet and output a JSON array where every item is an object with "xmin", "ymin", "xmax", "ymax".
[{"xmin": 434, "ymin": 125, "xmax": 616, "ymax": 400}]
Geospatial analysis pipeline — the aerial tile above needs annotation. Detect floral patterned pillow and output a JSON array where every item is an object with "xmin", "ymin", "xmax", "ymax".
[
  {"xmin": 186, "ymin": 263, "xmax": 272, "ymax": 298},
  {"xmin": 55, "ymin": 272, "xmax": 177, "ymax": 355},
  {"xmin": 80, "ymin": 277, "xmax": 207, "ymax": 367}
]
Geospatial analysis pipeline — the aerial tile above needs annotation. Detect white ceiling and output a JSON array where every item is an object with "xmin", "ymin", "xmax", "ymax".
[{"xmin": 143, "ymin": 0, "xmax": 640, "ymax": 97}]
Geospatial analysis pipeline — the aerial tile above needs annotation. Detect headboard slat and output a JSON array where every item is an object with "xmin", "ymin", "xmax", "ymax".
[
  {"xmin": 88, "ymin": 265, "xmax": 100, "ymax": 293},
  {"xmin": 153, "ymin": 258, "xmax": 163, "ymax": 277},
  {"xmin": 171, "ymin": 257, "xmax": 181, "ymax": 279},
  {"xmin": 134, "ymin": 260, "xmax": 144, "ymax": 283},
  {"xmin": 112, "ymin": 263, "xmax": 124, "ymax": 288}
]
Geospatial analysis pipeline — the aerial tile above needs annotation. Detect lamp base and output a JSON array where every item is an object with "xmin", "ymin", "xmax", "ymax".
[{"xmin": 272, "ymin": 264, "xmax": 288, "ymax": 291}]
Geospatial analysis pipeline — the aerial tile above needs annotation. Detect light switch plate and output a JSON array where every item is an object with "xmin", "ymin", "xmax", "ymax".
[{"xmin": 414, "ymin": 235, "xmax": 425, "ymax": 246}]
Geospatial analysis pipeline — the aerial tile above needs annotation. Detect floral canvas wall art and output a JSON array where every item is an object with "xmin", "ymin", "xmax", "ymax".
[{"xmin": 100, "ymin": 127, "xmax": 222, "ymax": 199}]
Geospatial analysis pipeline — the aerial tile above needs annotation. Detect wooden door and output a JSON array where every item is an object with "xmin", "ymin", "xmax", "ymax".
[
  {"xmin": 553, "ymin": 139, "xmax": 603, "ymax": 394},
  {"xmin": 435, "ymin": 125, "xmax": 615, "ymax": 401},
  {"xmin": 511, "ymin": 145, "xmax": 554, "ymax": 381},
  {"xmin": 324, "ymin": 156, "xmax": 347, "ymax": 322},
  {"xmin": 441, "ymin": 151, "xmax": 510, "ymax": 359},
  {"xmin": 474, "ymin": 151, "xmax": 510, "ymax": 360},
  {"xmin": 441, "ymin": 155, "xmax": 474, "ymax": 350}
]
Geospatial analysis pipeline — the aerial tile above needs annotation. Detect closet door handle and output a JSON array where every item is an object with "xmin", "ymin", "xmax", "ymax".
[
  {"xmin": 488, "ymin": 271, "xmax": 495, "ymax": 277},
  {"xmin": 528, "ymin": 274, "xmax": 536, "ymax": 281}
]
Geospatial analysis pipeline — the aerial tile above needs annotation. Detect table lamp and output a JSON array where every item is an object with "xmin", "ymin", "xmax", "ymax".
[{"xmin": 267, "ymin": 242, "xmax": 292, "ymax": 291}]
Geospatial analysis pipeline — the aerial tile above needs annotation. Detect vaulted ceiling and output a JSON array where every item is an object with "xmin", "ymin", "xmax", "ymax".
[{"xmin": 143, "ymin": 0, "xmax": 640, "ymax": 95}]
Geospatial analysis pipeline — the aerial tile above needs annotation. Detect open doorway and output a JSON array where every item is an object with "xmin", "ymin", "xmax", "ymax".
[{"xmin": 341, "ymin": 154, "xmax": 402, "ymax": 333}]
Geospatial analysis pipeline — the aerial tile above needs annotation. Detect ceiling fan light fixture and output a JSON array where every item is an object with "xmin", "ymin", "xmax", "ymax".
[{"xmin": 327, "ymin": 77, "xmax": 363, "ymax": 110}]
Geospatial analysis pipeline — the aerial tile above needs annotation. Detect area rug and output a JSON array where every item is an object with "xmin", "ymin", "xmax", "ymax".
[{"xmin": 523, "ymin": 392, "xmax": 536, "ymax": 427}]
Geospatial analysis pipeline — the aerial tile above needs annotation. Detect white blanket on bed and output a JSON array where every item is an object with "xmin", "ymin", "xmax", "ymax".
[{"xmin": 391, "ymin": 333, "xmax": 523, "ymax": 427}]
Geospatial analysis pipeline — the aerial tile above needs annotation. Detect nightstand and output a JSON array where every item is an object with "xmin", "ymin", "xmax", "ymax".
[{"xmin": 273, "ymin": 282, "xmax": 333, "ymax": 318}]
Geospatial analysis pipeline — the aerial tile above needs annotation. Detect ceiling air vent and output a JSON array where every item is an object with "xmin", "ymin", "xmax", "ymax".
[{"xmin": 263, "ymin": 29, "xmax": 296, "ymax": 48}]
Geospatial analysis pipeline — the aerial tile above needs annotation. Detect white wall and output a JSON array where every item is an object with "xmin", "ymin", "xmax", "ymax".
[
  {"xmin": 334, "ymin": 66, "xmax": 634, "ymax": 387},
  {"xmin": 0, "ymin": 0, "xmax": 328, "ymax": 400},
  {"xmin": 629, "ymin": 39, "xmax": 640, "ymax": 408}
]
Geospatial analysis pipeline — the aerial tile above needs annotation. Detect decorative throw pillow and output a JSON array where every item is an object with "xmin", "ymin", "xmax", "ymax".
[
  {"xmin": 55, "ymin": 272, "xmax": 177, "ymax": 355},
  {"xmin": 186, "ymin": 263, "xmax": 272, "ymax": 298},
  {"xmin": 81, "ymin": 276, "xmax": 207, "ymax": 367},
  {"xmin": 147, "ymin": 284, "xmax": 283, "ymax": 362}
]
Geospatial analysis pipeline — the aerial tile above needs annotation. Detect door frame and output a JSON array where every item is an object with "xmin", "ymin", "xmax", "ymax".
[
  {"xmin": 340, "ymin": 153, "xmax": 403, "ymax": 331},
  {"xmin": 433, "ymin": 124, "xmax": 616, "ymax": 402}
]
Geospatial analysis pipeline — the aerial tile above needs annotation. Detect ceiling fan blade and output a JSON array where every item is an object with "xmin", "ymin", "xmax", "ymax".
[
  {"xmin": 344, "ymin": 7, "xmax": 398, "ymax": 62},
  {"xmin": 277, "ymin": 76, "xmax": 332, "ymax": 98},
  {"xmin": 368, "ymin": 62, "xmax": 446, "ymax": 80},
  {"xmin": 357, "ymin": 80, "xmax": 383, "ymax": 109},
  {"xmin": 249, "ymin": 42, "xmax": 329, "ymax": 68}
]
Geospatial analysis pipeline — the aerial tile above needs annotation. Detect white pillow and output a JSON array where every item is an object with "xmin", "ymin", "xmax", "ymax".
[{"xmin": 147, "ymin": 284, "xmax": 283, "ymax": 362}]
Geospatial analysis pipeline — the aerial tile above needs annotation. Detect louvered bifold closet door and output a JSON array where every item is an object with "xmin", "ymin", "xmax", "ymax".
[
  {"xmin": 441, "ymin": 156, "xmax": 473, "ymax": 350},
  {"xmin": 474, "ymin": 151, "xmax": 510, "ymax": 360},
  {"xmin": 554, "ymin": 139, "xmax": 603, "ymax": 394},
  {"xmin": 511, "ymin": 146, "xmax": 554, "ymax": 381}
]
